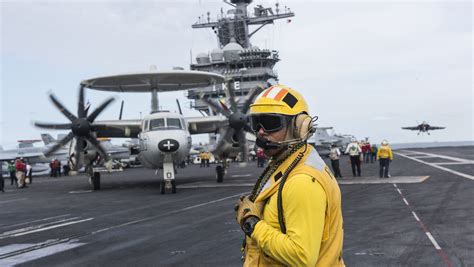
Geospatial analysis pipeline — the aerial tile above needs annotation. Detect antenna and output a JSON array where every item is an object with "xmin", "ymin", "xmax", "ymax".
[
  {"xmin": 176, "ymin": 99, "xmax": 183, "ymax": 115},
  {"xmin": 119, "ymin": 100, "xmax": 124, "ymax": 120}
]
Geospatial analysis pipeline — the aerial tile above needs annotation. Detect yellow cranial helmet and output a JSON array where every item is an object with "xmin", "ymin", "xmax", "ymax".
[{"xmin": 250, "ymin": 85, "xmax": 309, "ymax": 116}]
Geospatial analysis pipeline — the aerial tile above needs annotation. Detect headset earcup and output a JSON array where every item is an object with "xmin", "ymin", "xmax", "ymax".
[{"xmin": 294, "ymin": 114, "xmax": 313, "ymax": 139}]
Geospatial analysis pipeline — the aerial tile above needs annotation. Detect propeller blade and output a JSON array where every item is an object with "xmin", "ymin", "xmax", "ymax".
[
  {"xmin": 49, "ymin": 94, "xmax": 77, "ymax": 122},
  {"xmin": 242, "ymin": 85, "xmax": 265, "ymax": 114},
  {"xmin": 215, "ymin": 128, "xmax": 234, "ymax": 153},
  {"xmin": 72, "ymin": 136, "xmax": 84, "ymax": 171},
  {"xmin": 236, "ymin": 129, "xmax": 248, "ymax": 163},
  {"xmin": 78, "ymin": 85, "xmax": 86, "ymax": 118},
  {"xmin": 87, "ymin": 97, "xmax": 115, "ymax": 122},
  {"xmin": 85, "ymin": 134, "xmax": 109, "ymax": 161},
  {"xmin": 202, "ymin": 97, "xmax": 231, "ymax": 117},
  {"xmin": 224, "ymin": 81, "xmax": 238, "ymax": 113},
  {"xmin": 43, "ymin": 131, "xmax": 75, "ymax": 157},
  {"xmin": 35, "ymin": 122, "xmax": 72, "ymax": 130}
]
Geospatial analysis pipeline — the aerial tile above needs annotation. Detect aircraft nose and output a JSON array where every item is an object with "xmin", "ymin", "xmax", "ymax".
[{"xmin": 158, "ymin": 139, "xmax": 180, "ymax": 152}]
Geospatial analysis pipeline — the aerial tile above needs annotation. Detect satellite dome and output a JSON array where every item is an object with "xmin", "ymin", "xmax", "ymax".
[
  {"xmin": 223, "ymin": 42, "xmax": 243, "ymax": 52},
  {"xmin": 196, "ymin": 52, "xmax": 210, "ymax": 64},
  {"xmin": 210, "ymin": 48, "xmax": 224, "ymax": 62},
  {"xmin": 223, "ymin": 42, "xmax": 243, "ymax": 61}
]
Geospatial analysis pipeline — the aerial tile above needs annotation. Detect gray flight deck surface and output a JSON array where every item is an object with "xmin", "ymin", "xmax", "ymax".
[{"xmin": 1, "ymin": 146, "xmax": 473, "ymax": 266}]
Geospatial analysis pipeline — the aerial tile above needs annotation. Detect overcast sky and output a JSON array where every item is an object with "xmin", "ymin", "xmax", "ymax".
[{"xmin": 1, "ymin": 0, "xmax": 472, "ymax": 148}]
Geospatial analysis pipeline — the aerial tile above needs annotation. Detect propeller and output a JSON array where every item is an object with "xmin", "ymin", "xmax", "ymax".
[
  {"xmin": 35, "ymin": 85, "xmax": 115, "ymax": 170},
  {"xmin": 201, "ymin": 83, "xmax": 266, "ymax": 162}
]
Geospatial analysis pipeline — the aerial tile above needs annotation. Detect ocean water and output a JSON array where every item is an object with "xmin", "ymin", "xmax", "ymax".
[{"xmin": 390, "ymin": 140, "xmax": 474, "ymax": 149}]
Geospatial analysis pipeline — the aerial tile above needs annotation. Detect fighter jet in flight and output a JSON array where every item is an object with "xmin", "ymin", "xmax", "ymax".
[{"xmin": 402, "ymin": 122, "xmax": 445, "ymax": 135}]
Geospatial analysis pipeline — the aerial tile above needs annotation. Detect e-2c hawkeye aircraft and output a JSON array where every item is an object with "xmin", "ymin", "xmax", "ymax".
[
  {"xmin": 35, "ymin": 70, "xmax": 257, "ymax": 194},
  {"xmin": 402, "ymin": 121, "xmax": 446, "ymax": 135}
]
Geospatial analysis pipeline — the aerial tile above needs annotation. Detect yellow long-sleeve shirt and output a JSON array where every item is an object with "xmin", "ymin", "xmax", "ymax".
[
  {"xmin": 244, "ymin": 146, "xmax": 345, "ymax": 267},
  {"xmin": 377, "ymin": 145, "xmax": 393, "ymax": 160}
]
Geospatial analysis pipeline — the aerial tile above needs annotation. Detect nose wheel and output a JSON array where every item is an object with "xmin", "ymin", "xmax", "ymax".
[
  {"xmin": 216, "ymin": 165, "xmax": 225, "ymax": 183},
  {"xmin": 160, "ymin": 180, "xmax": 176, "ymax": 194},
  {"xmin": 92, "ymin": 172, "xmax": 101, "ymax": 190}
]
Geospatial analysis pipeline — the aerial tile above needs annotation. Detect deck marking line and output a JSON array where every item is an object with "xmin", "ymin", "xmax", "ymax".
[
  {"xmin": 426, "ymin": 232, "xmax": 441, "ymax": 250},
  {"xmin": 396, "ymin": 152, "xmax": 474, "ymax": 180},
  {"xmin": 0, "ymin": 198, "xmax": 27, "ymax": 205},
  {"xmin": 231, "ymin": 174, "xmax": 251, "ymax": 177},
  {"xmin": 393, "ymin": 186, "xmax": 453, "ymax": 267},
  {"xmin": 397, "ymin": 189, "xmax": 402, "ymax": 195},
  {"xmin": 402, "ymin": 198, "xmax": 409, "ymax": 206},
  {"xmin": 0, "ymin": 217, "xmax": 81, "ymax": 238},
  {"xmin": 0, "ymin": 214, "xmax": 71, "ymax": 230},
  {"xmin": 1, "ymin": 218, "xmax": 93, "ymax": 239},
  {"xmin": 92, "ymin": 192, "xmax": 248, "ymax": 235},
  {"xmin": 393, "ymin": 183, "xmax": 398, "ymax": 188},
  {"xmin": 411, "ymin": 211, "xmax": 420, "ymax": 222},
  {"xmin": 0, "ymin": 241, "xmax": 85, "ymax": 266},
  {"xmin": 398, "ymin": 150, "xmax": 471, "ymax": 162},
  {"xmin": 436, "ymin": 162, "xmax": 474, "ymax": 165}
]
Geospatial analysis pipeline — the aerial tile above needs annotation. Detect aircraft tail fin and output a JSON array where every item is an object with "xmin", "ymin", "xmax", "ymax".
[{"xmin": 41, "ymin": 133, "xmax": 56, "ymax": 145}]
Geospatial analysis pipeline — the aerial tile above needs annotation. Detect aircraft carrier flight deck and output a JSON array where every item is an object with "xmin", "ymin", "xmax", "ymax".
[{"xmin": 0, "ymin": 146, "xmax": 473, "ymax": 266}]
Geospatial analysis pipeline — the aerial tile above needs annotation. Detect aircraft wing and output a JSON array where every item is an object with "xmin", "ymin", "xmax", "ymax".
[
  {"xmin": 186, "ymin": 115, "xmax": 228, "ymax": 135},
  {"xmin": 92, "ymin": 119, "xmax": 142, "ymax": 138},
  {"xmin": 428, "ymin": 126, "xmax": 445, "ymax": 130},
  {"xmin": 401, "ymin": 126, "xmax": 419, "ymax": 130},
  {"xmin": 0, "ymin": 151, "xmax": 45, "ymax": 162}
]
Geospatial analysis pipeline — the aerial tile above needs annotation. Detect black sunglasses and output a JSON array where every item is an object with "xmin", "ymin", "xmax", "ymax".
[{"xmin": 249, "ymin": 114, "xmax": 291, "ymax": 133}]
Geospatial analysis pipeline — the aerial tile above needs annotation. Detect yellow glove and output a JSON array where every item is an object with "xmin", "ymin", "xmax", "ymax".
[{"xmin": 234, "ymin": 195, "xmax": 264, "ymax": 226}]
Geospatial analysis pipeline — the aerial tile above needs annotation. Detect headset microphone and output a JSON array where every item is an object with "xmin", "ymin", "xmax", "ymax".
[
  {"xmin": 256, "ymin": 136, "xmax": 282, "ymax": 150},
  {"xmin": 256, "ymin": 137, "xmax": 305, "ymax": 150}
]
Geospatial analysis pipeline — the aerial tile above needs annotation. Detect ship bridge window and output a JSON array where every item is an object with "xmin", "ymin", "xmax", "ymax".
[
  {"xmin": 150, "ymin": 118, "xmax": 165, "ymax": 131},
  {"xmin": 166, "ymin": 118, "xmax": 182, "ymax": 129}
]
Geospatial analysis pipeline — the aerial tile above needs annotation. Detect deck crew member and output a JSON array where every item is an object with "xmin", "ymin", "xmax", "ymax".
[
  {"xmin": 377, "ymin": 140, "xmax": 393, "ymax": 178},
  {"xmin": 235, "ymin": 85, "xmax": 345, "ymax": 266}
]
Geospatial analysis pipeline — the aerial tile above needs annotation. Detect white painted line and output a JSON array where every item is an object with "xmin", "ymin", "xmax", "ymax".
[
  {"xmin": 393, "ymin": 183, "xmax": 398, "ymax": 188},
  {"xmin": 231, "ymin": 174, "xmax": 252, "ymax": 177},
  {"xmin": 0, "ymin": 241, "xmax": 85, "ymax": 266},
  {"xmin": 402, "ymin": 198, "xmax": 409, "ymax": 206},
  {"xmin": 0, "ymin": 217, "xmax": 82, "ymax": 238},
  {"xmin": 92, "ymin": 192, "xmax": 248, "ymax": 234},
  {"xmin": 411, "ymin": 211, "xmax": 420, "ymax": 222},
  {"xmin": 68, "ymin": 190, "xmax": 93, "ymax": 194},
  {"xmin": 436, "ymin": 162, "xmax": 474, "ymax": 165},
  {"xmin": 1, "ymin": 218, "xmax": 93, "ymax": 239},
  {"xmin": 397, "ymin": 189, "xmax": 402, "ymax": 195},
  {"xmin": 0, "ymin": 214, "xmax": 71, "ymax": 229},
  {"xmin": 399, "ymin": 150, "xmax": 471, "ymax": 162},
  {"xmin": 338, "ymin": 176, "xmax": 429, "ymax": 184},
  {"xmin": 0, "ymin": 198, "xmax": 27, "ymax": 205},
  {"xmin": 179, "ymin": 183, "xmax": 253, "ymax": 189},
  {"xmin": 396, "ymin": 152, "xmax": 474, "ymax": 180},
  {"xmin": 426, "ymin": 232, "xmax": 441, "ymax": 250}
]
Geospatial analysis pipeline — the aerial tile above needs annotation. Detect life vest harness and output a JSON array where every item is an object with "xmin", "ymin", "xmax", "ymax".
[{"xmin": 241, "ymin": 142, "xmax": 307, "ymax": 260}]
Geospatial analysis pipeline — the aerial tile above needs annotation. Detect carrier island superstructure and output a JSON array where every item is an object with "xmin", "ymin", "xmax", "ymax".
[{"xmin": 186, "ymin": 0, "xmax": 294, "ymax": 115}]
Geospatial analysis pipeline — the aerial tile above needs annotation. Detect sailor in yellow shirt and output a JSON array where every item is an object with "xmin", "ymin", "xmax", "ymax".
[
  {"xmin": 234, "ymin": 85, "xmax": 345, "ymax": 267},
  {"xmin": 376, "ymin": 140, "xmax": 393, "ymax": 178}
]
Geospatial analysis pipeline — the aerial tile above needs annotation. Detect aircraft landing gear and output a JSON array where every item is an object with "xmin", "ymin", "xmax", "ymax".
[
  {"xmin": 86, "ymin": 164, "xmax": 101, "ymax": 190},
  {"xmin": 216, "ymin": 166, "xmax": 224, "ymax": 183},
  {"xmin": 160, "ymin": 180, "xmax": 176, "ymax": 194},
  {"xmin": 92, "ymin": 172, "xmax": 101, "ymax": 190}
]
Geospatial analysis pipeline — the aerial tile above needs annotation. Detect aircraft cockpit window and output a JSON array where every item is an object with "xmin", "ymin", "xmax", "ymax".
[
  {"xmin": 150, "ymin": 118, "xmax": 165, "ymax": 130},
  {"xmin": 145, "ymin": 120, "xmax": 150, "ymax": 131},
  {"xmin": 167, "ymin": 118, "xmax": 182, "ymax": 129}
]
